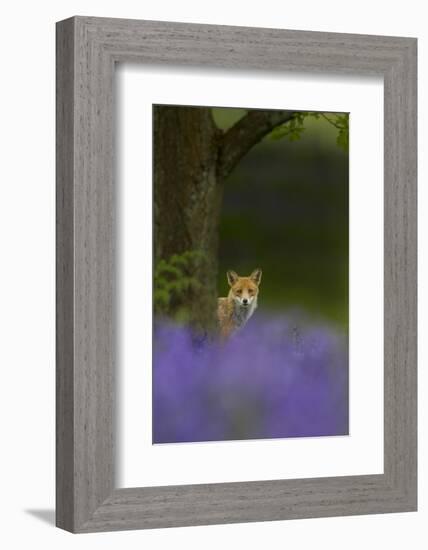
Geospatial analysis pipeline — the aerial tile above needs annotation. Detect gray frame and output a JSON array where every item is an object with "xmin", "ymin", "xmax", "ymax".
[{"xmin": 56, "ymin": 16, "xmax": 417, "ymax": 533}]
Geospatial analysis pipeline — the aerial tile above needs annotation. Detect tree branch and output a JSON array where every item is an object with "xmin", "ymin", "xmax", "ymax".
[
  {"xmin": 320, "ymin": 113, "xmax": 342, "ymax": 130},
  {"xmin": 217, "ymin": 110, "xmax": 296, "ymax": 180}
]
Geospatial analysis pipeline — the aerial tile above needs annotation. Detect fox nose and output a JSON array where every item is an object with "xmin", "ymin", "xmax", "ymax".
[{"xmin": 242, "ymin": 298, "xmax": 248, "ymax": 305}]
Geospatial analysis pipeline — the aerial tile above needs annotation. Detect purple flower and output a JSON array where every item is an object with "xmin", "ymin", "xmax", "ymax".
[{"xmin": 153, "ymin": 314, "xmax": 348, "ymax": 444}]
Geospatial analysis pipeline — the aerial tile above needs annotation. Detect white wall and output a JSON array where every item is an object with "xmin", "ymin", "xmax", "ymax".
[{"xmin": 0, "ymin": 1, "xmax": 425, "ymax": 547}]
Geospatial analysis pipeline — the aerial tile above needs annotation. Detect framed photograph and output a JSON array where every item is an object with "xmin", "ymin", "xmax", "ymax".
[{"xmin": 56, "ymin": 16, "xmax": 417, "ymax": 532}]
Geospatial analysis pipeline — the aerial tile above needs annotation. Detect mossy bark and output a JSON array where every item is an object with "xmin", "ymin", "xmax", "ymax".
[{"xmin": 153, "ymin": 106, "xmax": 223, "ymax": 331}]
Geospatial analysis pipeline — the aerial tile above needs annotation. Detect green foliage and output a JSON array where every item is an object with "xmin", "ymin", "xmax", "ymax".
[
  {"xmin": 154, "ymin": 250, "xmax": 206, "ymax": 322},
  {"xmin": 333, "ymin": 114, "xmax": 349, "ymax": 151},
  {"xmin": 270, "ymin": 112, "xmax": 308, "ymax": 142},
  {"xmin": 270, "ymin": 112, "xmax": 349, "ymax": 152}
]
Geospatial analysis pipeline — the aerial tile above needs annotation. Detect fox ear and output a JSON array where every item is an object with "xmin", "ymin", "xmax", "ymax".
[
  {"xmin": 250, "ymin": 268, "xmax": 262, "ymax": 285},
  {"xmin": 227, "ymin": 270, "xmax": 239, "ymax": 286}
]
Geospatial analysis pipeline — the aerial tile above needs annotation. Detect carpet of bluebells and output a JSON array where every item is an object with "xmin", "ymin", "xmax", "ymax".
[{"xmin": 153, "ymin": 314, "xmax": 348, "ymax": 444}]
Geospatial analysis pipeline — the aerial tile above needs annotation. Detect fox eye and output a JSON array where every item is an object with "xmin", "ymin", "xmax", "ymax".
[{"xmin": 236, "ymin": 289, "xmax": 242, "ymax": 295}]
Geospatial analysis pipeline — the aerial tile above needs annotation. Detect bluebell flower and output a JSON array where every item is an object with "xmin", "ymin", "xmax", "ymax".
[{"xmin": 153, "ymin": 314, "xmax": 348, "ymax": 444}]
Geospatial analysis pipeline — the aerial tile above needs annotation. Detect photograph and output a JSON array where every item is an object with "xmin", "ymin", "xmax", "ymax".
[{"xmin": 152, "ymin": 104, "xmax": 350, "ymax": 444}]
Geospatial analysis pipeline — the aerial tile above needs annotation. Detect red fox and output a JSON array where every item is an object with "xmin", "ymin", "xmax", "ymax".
[{"xmin": 217, "ymin": 269, "xmax": 262, "ymax": 339}]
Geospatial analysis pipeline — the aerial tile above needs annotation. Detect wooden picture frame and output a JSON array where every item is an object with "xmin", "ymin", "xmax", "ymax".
[{"xmin": 56, "ymin": 16, "xmax": 417, "ymax": 533}]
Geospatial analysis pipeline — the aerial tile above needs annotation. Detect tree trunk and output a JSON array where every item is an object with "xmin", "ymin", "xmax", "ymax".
[
  {"xmin": 153, "ymin": 106, "xmax": 223, "ymax": 331},
  {"xmin": 153, "ymin": 106, "xmax": 295, "ymax": 331}
]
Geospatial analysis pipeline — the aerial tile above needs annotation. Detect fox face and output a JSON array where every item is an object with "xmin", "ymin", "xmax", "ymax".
[{"xmin": 227, "ymin": 269, "xmax": 262, "ymax": 309}]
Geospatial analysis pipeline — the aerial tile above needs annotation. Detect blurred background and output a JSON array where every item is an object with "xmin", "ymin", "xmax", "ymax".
[{"xmin": 213, "ymin": 108, "xmax": 349, "ymax": 331}]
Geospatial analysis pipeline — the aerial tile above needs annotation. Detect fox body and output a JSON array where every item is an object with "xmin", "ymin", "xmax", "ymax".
[{"xmin": 217, "ymin": 269, "xmax": 262, "ymax": 339}]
